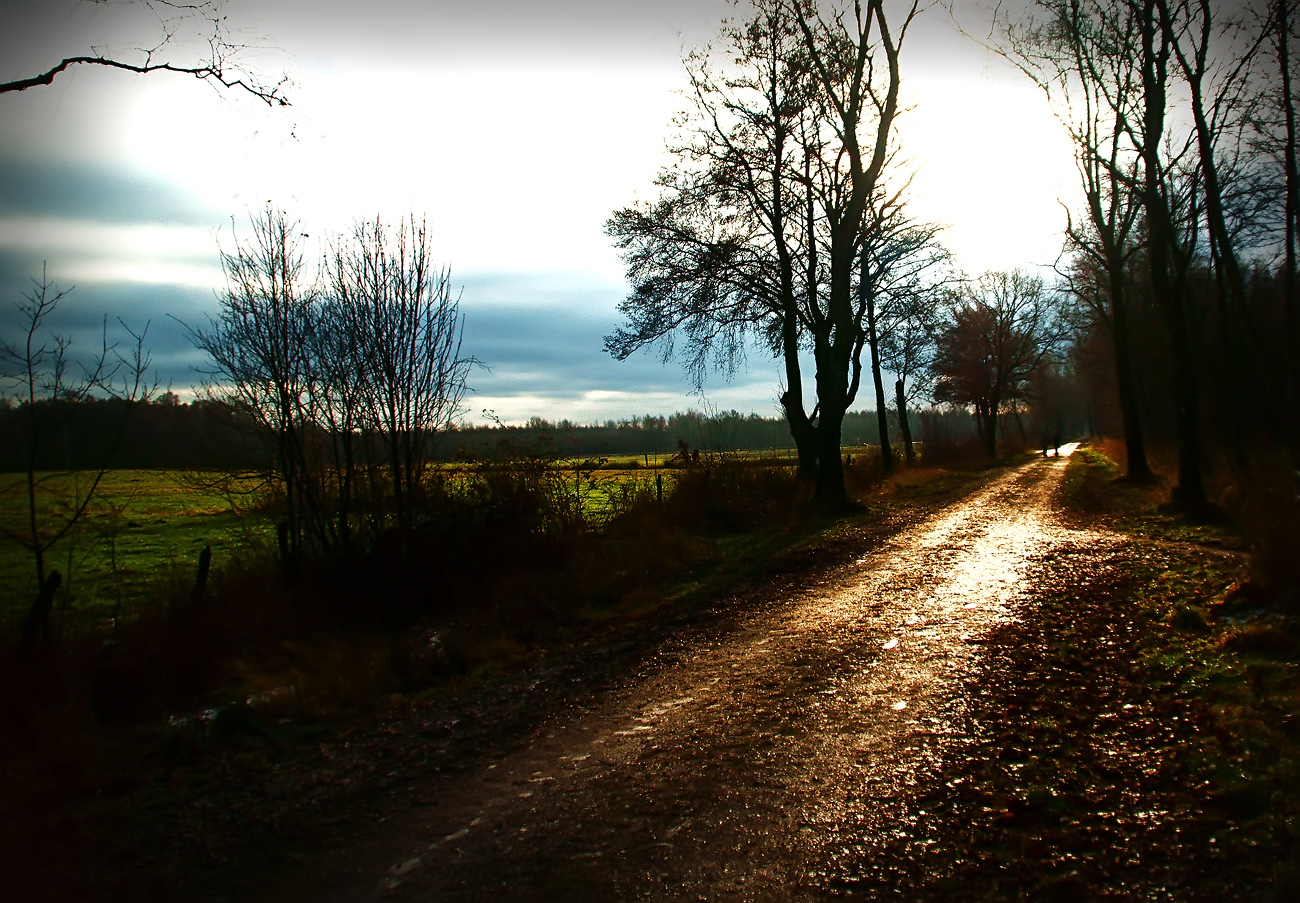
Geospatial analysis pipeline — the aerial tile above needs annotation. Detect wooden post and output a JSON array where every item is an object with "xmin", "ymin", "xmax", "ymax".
[{"xmin": 191, "ymin": 544, "xmax": 212, "ymax": 604}]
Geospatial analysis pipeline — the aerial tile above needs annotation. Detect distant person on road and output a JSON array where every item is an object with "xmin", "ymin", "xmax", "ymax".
[{"xmin": 1052, "ymin": 431, "xmax": 1061, "ymax": 456}]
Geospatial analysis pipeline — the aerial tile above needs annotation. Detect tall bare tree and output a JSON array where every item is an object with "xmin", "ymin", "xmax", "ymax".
[
  {"xmin": 608, "ymin": 0, "xmax": 923, "ymax": 508},
  {"xmin": 326, "ymin": 216, "xmax": 474, "ymax": 538},
  {"xmin": 193, "ymin": 208, "xmax": 475, "ymax": 569},
  {"xmin": 856, "ymin": 187, "xmax": 947, "ymax": 475},
  {"xmin": 191, "ymin": 208, "xmax": 322, "ymax": 567},
  {"xmin": 998, "ymin": 0, "xmax": 1154, "ymax": 479},
  {"xmin": 606, "ymin": 2, "xmax": 822, "ymax": 479},
  {"xmin": 992, "ymin": 0, "xmax": 1259, "ymax": 506},
  {"xmin": 790, "ymin": 0, "xmax": 918, "ymax": 504}
]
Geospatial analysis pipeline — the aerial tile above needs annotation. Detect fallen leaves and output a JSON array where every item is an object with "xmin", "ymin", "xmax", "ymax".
[{"xmin": 826, "ymin": 534, "xmax": 1297, "ymax": 900}]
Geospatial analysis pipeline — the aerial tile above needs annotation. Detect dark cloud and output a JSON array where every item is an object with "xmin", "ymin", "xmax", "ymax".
[
  {"xmin": 0, "ymin": 157, "xmax": 222, "ymax": 226},
  {"xmin": 0, "ymin": 258, "xmax": 215, "ymax": 391},
  {"xmin": 462, "ymin": 301, "xmax": 687, "ymax": 397},
  {"xmin": 0, "ymin": 251, "xmax": 747, "ymax": 415}
]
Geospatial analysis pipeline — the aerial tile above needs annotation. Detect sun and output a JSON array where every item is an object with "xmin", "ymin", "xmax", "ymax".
[{"xmin": 899, "ymin": 71, "xmax": 1079, "ymax": 275}]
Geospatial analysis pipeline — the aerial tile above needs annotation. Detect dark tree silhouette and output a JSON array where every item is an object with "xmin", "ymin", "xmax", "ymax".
[
  {"xmin": 932, "ymin": 271, "xmax": 1063, "ymax": 460},
  {"xmin": 191, "ymin": 207, "xmax": 475, "ymax": 568},
  {"xmin": 997, "ymin": 0, "xmax": 1153, "ymax": 480},
  {"xmin": 607, "ymin": 0, "xmax": 925, "ymax": 508},
  {"xmin": 606, "ymin": 2, "xmax": 823, "ymax": 480},
  {"xmin": 325, "ymin": 216, "xmax": 474, "ymax": 539}
]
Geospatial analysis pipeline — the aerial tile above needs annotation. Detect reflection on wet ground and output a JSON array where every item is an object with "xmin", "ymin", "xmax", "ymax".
[{"xmin": 350, "ymin": 445, "xmax": 1117, "ymax": 900}]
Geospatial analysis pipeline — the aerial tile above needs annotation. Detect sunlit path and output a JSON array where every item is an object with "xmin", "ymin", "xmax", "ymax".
[{"xmin": 274, "ymin": 451, "xmax": 1114, "ymax": 901}]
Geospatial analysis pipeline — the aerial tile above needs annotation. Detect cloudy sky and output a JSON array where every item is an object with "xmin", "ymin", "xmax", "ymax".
[{"xmin": 0, "ymin": 0, "xmax": 1076, "ymax": 424}]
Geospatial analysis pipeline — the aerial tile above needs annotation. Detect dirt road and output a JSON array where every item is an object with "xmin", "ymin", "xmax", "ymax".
[{"xmin": 248, "ymin": 445, "xmax": 1114, "ymax": 901}]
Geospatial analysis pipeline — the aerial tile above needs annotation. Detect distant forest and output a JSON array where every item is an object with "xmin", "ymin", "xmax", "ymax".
[{"xmin": 0, "ymin": 395, "xmax": 977, "ymax": 472}]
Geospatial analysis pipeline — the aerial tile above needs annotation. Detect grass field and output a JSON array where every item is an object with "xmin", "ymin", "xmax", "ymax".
[
  {"xmin": 0, "ymin": 464, "xmax": 692, "ymax": 625},
  {"xmin": 0, "ymin": 470, "xmax": 272, "ymax": 625},
  {"xmin": 0, "ymin": 449, "xmax": 888, "ymax": 628}
]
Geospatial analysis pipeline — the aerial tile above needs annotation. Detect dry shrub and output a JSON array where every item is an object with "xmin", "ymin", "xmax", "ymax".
[
  {"xmin": 662, "ymin": 460, "xmax": 806, "ymax": 533},
  {"xmin": 0, "ymin": 448, "xmax": 817, "ymax": 805},
  {"xmin": 915, "ymin": 432, "xmax": 983, "ymax": 467},
  {"xmin": 844, "ymin": 447, "xmax": 887, "ymax": 498},
  {"xmin": 887, "ymin": 466, "xmax": 947, "ymax": 490},
  {"xmin": 221, "ymin": 634, "xmax": 406, "ymax": 722}
]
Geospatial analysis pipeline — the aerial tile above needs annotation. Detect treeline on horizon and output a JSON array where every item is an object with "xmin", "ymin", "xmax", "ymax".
[{"xmin": 0, "ymin": 394, "xmax": 985, "ymax": 473}]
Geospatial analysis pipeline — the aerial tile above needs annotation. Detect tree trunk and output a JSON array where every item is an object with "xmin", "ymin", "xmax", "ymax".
[
  {"xmin": 980, "ymin": 402, "xmax": 999, "ymax": 460},
  {"xmin": 1169, "ymin": 311, "xmax": 1207, "ymax": 509},
  {"xmin": 1109, "ymin": 270, "xmax": 1152, "ymax": 479},
  {"xmin": 870, "ymin": 377, "xmax": 893, "ymax": 477},
  {"xmin": 781, "ymin": 390, "xmax": 819, "ymax": 481},
  {"xmin": 895, "ymin": 378, "xmax": 915, "ymax": 463},
  {"xmin": 1138, "ymin": 2, "xmax": 1207, "ymax": 509},
  {"xmin": 779, "ymin": 298, "xmax": 818, "ymax": 481},
  {"xmin": 812, "ymin": 408, "xmax": 849, "ymax": 509},
  {"xmin": 862, "ymin": 251, "xmax": 894, "ymax": 476},
  {"xmin": 1279, "ymin": 0, "xmax": 1300, "ymax": 462},
  {"xmin": 191, "ymin": 544, "xmax": 212, "ymax": 605},
  {"xmin": 19, "ymin": 570, "xmax": 61, "ymax": 650}
]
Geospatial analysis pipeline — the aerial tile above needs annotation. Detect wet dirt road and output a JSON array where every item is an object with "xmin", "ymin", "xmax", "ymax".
[{"xmin": 295, "ymin": 445, "xmax": 1110, "ymax": 901}]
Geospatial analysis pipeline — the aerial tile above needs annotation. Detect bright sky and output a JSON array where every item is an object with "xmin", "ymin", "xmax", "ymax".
[{"xmin": 0, "ymin": 0, "xmax": 1076, "ymax": 425}]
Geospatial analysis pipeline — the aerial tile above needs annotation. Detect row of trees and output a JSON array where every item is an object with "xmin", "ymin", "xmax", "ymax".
[
  {"xmin": 605, "ymin": 1, "xmax": 1071, "ymax": 500},
  {"xmin": 191, "ymin": 209, "xmax": 475, "ymax": 565},
  {"xmin": 992, "ymin": 0, "xmax": 1298, "ymax": 507},
  {"xmin": 610, "ymin": 0, "xmax": 1298, "ymax": 511},
  {"xmin": 2, "ymin": 209, "xmax": 473, "ymax": 633},
  {"xmin": 1, "ymin": 393, "xmax": 990, "ymax": 474}
]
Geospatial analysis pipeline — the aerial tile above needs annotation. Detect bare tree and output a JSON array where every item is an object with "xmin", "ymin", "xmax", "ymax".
[
  {"xmin": 996, "ymin": 0, "xmax": 1154, "ymax": 479},
  {"xmin": 880, "ymin": 274, "xmax": 944, "ymax": 464},
  {"xmin": 191, "ymin": 207, "xmax": 321, "ymax": 568},
  {"xmin": 0, "ymin": 266, "xmax": 155, "ymax": 647},
  {"xmin": 606, "ymin": 1, "xmax": 823, "ymax": 480},
  {"xmin": 193, "ymin": 208, "xmax": 476, "ymax": 569},
  {"xmin": 607, "ymin": 0, "xmax": 923, "ymax": 508},
  {"xmin": 856, "ymin": 188, "xmax": 947, "ymax": 474},
  {"xmin": 326, "ymin": 216, "xmax": 475, "ymax": 538},
  {"xmin": 990, "ymin": 0, "xmax": 1275, "ymax": 506},
  {"xmin": 1247, "ymin": 0, "xmax": 1300, "ymax": 457},
  {"xmin": 789, "ymin": 0, "xmax": 919, "ymax": 505},
  {"xmin": 0, "ymin": 0, "xmax": 289, "ymax": 105},
  {"xmin": 931, "ymin": 271, "xmax": 1064, "ymax": 459}
]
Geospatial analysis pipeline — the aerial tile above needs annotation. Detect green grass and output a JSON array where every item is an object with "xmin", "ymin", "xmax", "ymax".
[{"xmin": 0, "ymin": 470, "xmax": 272, "ymax": 625}]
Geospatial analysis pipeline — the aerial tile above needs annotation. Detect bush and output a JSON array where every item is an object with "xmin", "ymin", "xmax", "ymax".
[{"xmin": 662, "ymin": 459, "xmax": 805, "ymax": 533}]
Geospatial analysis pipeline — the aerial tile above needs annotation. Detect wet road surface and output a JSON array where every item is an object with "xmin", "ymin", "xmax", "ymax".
[{"xmin": 299, "ymin": 445, "xmax": 1112, "ymax": 900}]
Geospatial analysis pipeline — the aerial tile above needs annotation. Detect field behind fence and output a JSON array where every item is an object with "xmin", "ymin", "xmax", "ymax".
[{"xmin": 0, "ymin": 444, "xmax": 900, "ymax": 634}]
